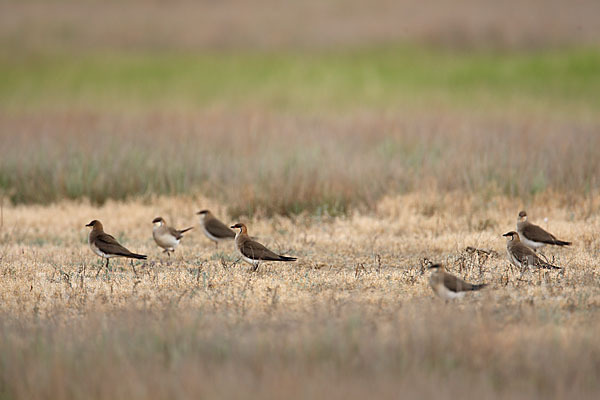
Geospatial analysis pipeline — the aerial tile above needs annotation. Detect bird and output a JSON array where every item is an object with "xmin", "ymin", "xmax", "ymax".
[
  {"xmin": 152, "ymin": 217, "xmax": 193, "ymax": 256},
  {"xmin": 85, "ymin": 220, "xmax": 147, "ymax": 275},
  {"xmin": 427, "ymin": 263, "xmax": 487, "ymax": 300},
  {"xmin": 503, "ymin": 231, "xmax": 561, "ymax": 270},
  {"xmin": 516, "ymin": 210, "xmax": 571, "ymax": 251},
  {"xmin": 196, "ymin": 210, "xmax": 236, "ymax": 249},
  {"xmin": 230, "ymin": 223, "xmax": 296, "ymax": 271}
]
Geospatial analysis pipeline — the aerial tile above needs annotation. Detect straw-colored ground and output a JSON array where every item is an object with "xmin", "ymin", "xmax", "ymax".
[
  {"xmin": 2, "ymin": 1, "xmax": 599, "ymax": 398},
  {"xmin": 1, "ymin": 194, "xmax": 599, "ymax": 399}
]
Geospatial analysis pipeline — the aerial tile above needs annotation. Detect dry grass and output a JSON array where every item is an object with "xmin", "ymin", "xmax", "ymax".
[
  {"xmin": 1, "ymin": 2, "xmax": 599, "ymax": 398},
  {"xmin": 1, "ymin": 110, "xmax": 598, "ymax": 215},
  {"xmin": 1, "ymin": 195, "xmax": 600, "ymax": 399},
  {"xmin": 2, "ymin": 0, "xmax": 600, "ymax": 52},
  {"xmin": 2, "ymin": 0, "xmax": 599, "ymax": 216}
]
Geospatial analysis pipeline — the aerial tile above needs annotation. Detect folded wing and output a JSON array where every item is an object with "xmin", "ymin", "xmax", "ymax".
[
  {"xmin": 240, "ymin": 238, "xmax": 294, "ymax": 261},
  {"xmin": 96, "ymin": 233, "xmax": 146, "ymax": 259},
  {"xmin": 168, "ymin": 226, "xmax": 193, "ymax": 240},
  {"xmin": 522, "ymin": 223, "xmax": 571, "ymax": 246},
  {"xmin": 206, "ymin": 218, "xmax": 236, "ymax": 239},
  {"xmin": 512, "ymin": 242, "xmax": 560, "ymax": 269},
  {"xmin": 443, "ymin": 274, "xmax": 486, "ymax": 292}
]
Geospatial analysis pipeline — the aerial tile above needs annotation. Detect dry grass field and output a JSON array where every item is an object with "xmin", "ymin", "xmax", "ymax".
[
  {"xmin": 2, "ymin": 0, "xmax": 600, "ymax": 51},
  {"xmin": 1, "ymin": 195, "xmax": 600, "ymax": 399},
  {"xmin": 2, "ymin": 0, "xmax": 600, "ymax": 398},
  {"xmin": 2, "ymin": 110, "xmax": 599, "ymax": 216}
]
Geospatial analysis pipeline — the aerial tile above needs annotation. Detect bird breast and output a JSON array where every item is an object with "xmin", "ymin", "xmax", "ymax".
[
  {"xmin": 89, "ymin": 241, "xmax": 116, "ymax": 258},
  {"xmin": 154, "ymin": 230, "xmax": 180, "ymax": 248}
]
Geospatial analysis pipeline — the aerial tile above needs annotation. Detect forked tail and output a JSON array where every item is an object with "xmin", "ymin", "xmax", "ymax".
[
  {"xmin": 128, "ymin": 253, "xmax": 147, "ymax": 260},
  {"xmin": 540, "ymin": 263, "xmax": 561, "ymax": 270},
  {"xmin": 554, "ymin": 239, "xmax": 571, "ymax": 246},
  {"xmin": 471, "ymin": 283, "xmax": 488, "ymax": 291}
]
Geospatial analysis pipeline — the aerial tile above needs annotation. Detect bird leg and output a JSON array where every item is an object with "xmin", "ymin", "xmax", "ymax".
[
  {"xmin": 252, "ymin": 262, "xmax": 260, "ymax": 272},
  {"xmin": 96, "ymin": 258, "xmax": 109, "ymax": 278},
  {"xmin": 96, "ymin": 258, "xmax": 109, "ymax": 277},
  {"xmin": 95, "ymin": 261, "xmax": 103, "ymax": 277},
  {"xmin": 131, "ymin": 259, "xmax": 138, "ymax": 277}
]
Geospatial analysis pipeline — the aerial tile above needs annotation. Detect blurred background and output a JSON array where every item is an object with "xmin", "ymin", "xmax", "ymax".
[{"xmin": 1, "ymin": 0, "xmax": 599, "ymax": 215}]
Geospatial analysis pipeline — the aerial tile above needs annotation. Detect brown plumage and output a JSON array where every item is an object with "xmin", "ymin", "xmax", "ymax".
[
  {"xmin": 516, "ymin": 210, "xmax": 571, "ymax": 251},
  {"xmin": 230, "ymin": 223, "xmax": 296, "ymax": 271},
  {"xmin": 503, "ymin": 231, "xmax": 561, "ymax": 270},
  {"xmin": 428, "ymin": 264, "xmax": 487, "ymax": 299},
  {"xmin": 152, "ymin": 217, "xmax": 193, "ymax": 256},
  {"xmin": 86, "ymin": 220, "xmax": 146, "ymax": 273},
  {"xmin": 197, "ymin": 210, "xmax": 236, "ymax": 248}
]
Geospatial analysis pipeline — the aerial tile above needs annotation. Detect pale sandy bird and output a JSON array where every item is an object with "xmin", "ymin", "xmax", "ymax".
[
  {"xmin": 230, "ymin": 223, "xmax": 296, "ymax": 271},
  {"xmin": 428, "ymin": 264, "xmax": 487, "ymax": 300},
  {"xmin": 517, "ymin": 210, "xmax": 571, "ymax": 251},
  {"xmin": 503, "ymin": 231, "xmax": 561, "ymax": 270},
  {"xmin": 85, "ymin": 220, "xmax": 146, "ymax": 273},
  {"xmin": 152, "ymin": 217, "xmax": 193, "ymax": 256},
  {"xmin": 197, "ymin": 210, "xmax": 236, "ymax": 248}
]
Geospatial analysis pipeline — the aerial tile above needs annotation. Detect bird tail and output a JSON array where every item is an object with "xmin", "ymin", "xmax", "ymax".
[
  {"xmin": 179, "ymin": 227, "xmax": 194, "ymax": 234},
  {"xmin": 540, "ymin": 263, "xmax": 561, "ymax": 270},
  {"xmin": 279, "ymin": 256, "xmax": 297, "ymax": 262},
  {"xmin": 554, "ymin": 240, "xmax": 571, "ymax": 246},
  {"xmin": 470, "ymin": 283, "xmax": 488, "ymax": 291},
  {"xmin": 127, "ymin": 253, "xmax": 147, "ymax": 260}
]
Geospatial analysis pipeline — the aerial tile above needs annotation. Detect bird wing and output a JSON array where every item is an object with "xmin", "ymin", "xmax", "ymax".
[
  {"xmin": 443, "ymin": 273, "xmax": 475, "ymax": 292},
  {"xmin": 239, "ymin": 238, "xmax": 283, "ymax": 261},
  {"xmin": 95, "ymin": 232, "xmax": 134, "ymax": 256},
  {"xmin": 521, "ymin": 222, "xmax": 559, "ymax": 244},
  {"xmin": 205, "ymin": 218, "xmax": 236, "ymax": 239},
  {"xmin": 511, "ymin": 242, "xmax": 544, "ymax": 266},
  {"xmin": 167, "ymin": 226, "xmax": 183, "ymax": 240}
]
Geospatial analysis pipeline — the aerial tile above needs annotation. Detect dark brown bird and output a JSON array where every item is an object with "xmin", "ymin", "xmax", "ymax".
[
  {"xmin": 503, "ymin": 231, "xmax": 561, "ymax": 270},
  {"xmin": 428, "ymin": 264, "xmax": 487, "ymax": 299},
  {"xmin": 86, "ymin": 220, "xmax": 146, "ymax": 273},
  {"xmin": 230, "ymin": 223, "xmax": 296, "ymax": 271},
  {"xmin": 197, "ymin": 210, "xmax": 236, "ymax": 248},
  {"xmin": 516, "ymin": 210, "xmax": 571, "ymax": 251},
  {"xmin": 152, "ymin": 217, "xmax": 193, "ymax": 256}
]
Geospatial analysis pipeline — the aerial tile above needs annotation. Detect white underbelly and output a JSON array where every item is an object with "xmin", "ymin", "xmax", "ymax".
[
  {"xmin": 519, "ymin": 234, "xmax": 545, "ymax": 250},
  {"xmin": 433, "ymin": 283, "xmax": 465, "ymax": 300},
  {"xmin": 154, "ymin": 232, "xmax": 180, "ymax": 249},
  {"xmin": 90, "ymin": 242, "xmax": 117, "ymax": 259},
  {"xmin": 240, "ymin": 254, "xmax": 260, "ymax": 266},
  {"xmin": 203, "ymin": 226, "xmax": 233, "ymax": 243}
]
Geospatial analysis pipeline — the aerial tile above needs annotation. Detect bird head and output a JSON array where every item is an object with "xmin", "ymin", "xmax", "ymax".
[
  {"xmin": 196, "ymin": 209, "xmax": 210, "ymax": 220},
  {"xmin": 85, "ymin": 220, "xmax": 103, "ymax": 230},
  {"xmin": 427, "ymin": 263, "xmax": 445, "ymax": 272},
  {"xmin": 230, "ymin": 223, "xmax": 247, "ymax": 234},
  {"xmin": 518, "ymin": 210, "xmax": 527, "ymax": 222},
  {"xmin": 152, "ymin": 217, "xmax": 165, "ymax": 226},
  {"xmin": 503, "ymin": 231, "xmax": 519, "ymax": 241}
]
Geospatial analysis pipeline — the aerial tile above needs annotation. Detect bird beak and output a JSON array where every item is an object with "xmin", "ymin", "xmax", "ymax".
[
  {"xmin": 502, "ymin": 232, "xmax": 511, "ymax": 237},
  {"xmin": 230, "ymin": 225, "xmax": 236, "ymax": 229},
  {"xmin": 196, "ymin": 211, "xmax": 201, "ymax": 215},
  {"xmin": 85, "ymin": 222, "xmax": 92, "ymax": 227}
]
